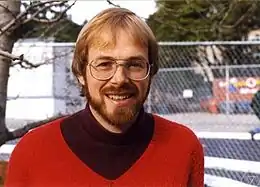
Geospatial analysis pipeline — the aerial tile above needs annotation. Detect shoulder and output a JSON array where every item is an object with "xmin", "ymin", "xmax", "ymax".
[
  {"xmin": 152, "ymin": 114, "xmax": 203, "ymax": 152},
  {"xmin": 6, "ymin": 116, "xmax": 68, "ymax": 181},
  {"xmin": 12, "ymin": 116, "xmax": 66, "ymax": 151},
  {"xmin": 153, "ymin": 114, "xmax": 198, "ymax": 139},
  {"xmin": 26, "ymin": 116, "xmax": 65, "ymax": 138}
]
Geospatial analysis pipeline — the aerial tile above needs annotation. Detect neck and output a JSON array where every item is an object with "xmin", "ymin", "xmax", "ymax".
[{"xmin": 89, "ymin": 104, "xmax": 139, "ymax": 134}]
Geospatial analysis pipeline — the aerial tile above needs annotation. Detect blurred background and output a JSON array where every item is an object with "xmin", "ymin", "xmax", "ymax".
[{"xmin": 1, "ymin": 0, "xmax": 260, "ymax": 186}]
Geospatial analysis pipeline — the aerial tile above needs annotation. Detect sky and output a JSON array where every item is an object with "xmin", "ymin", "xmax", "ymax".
[{"xmin": 68, "ymin": 0, "xmax": 157, "ymax": 25}]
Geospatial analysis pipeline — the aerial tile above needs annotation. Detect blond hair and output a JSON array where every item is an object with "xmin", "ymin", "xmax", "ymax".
[{"xmin": 71, "ymin": 7, "xmax": 159, "ymax": 80}]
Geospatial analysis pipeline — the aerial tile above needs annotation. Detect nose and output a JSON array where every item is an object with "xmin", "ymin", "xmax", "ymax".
[{"xmin": 110, "ymin": 65, "xmax": 129, "ymax": 85}]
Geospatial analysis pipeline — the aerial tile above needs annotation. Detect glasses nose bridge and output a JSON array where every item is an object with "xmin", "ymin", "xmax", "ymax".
[
  {"xmin": 110, "ymin": 60, "xmax": 130, "ymax": 82},
  {"xmin": 114, "ymin": 60, "xmax": 127, "ymax": 70}
]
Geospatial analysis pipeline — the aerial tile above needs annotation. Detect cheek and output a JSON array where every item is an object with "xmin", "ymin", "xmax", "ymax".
[
  {"xmin": 88, "ymin": 82, "xmax": 102, "ymax": 97},
  {"xmin": 136, "ymin": 81, "xmax": 150, "ymax": 97},
  {"xmin": 85, "ymin": 72, "xmax": 103, "ymax": 96}
]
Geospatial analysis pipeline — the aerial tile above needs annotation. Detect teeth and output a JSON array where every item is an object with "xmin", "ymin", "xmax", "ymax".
[{"xmin": 107, "ymin": 95, "xmax": 131, "ymax": 100}]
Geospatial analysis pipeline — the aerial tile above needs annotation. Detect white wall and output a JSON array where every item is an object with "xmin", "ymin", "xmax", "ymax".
[
  {"xmin": 6, "ymin": 98, "xmax": 56, "ymax": 119},
  {"xmin": 6, "ymin": 40, "xmax": 86, "ymax": 120},
  {"xmin": 6, "ymin": 39, "xmax": 57, "ymax": 120}
]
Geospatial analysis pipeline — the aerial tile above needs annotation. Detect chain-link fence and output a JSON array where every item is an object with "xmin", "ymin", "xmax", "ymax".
[
  {"xmin": 5, "ymin": 40, "xmax": 260, "ymax": 186},
  {"xmin": 145, "ymin": 41, "xmax": 260, "ymax": 132},
  {"xmin": 148, "ymin": 41, "xmax": 260, "ymax": 187}
]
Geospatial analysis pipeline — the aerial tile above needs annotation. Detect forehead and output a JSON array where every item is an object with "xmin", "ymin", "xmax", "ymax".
[{"xmin": 88, "ymin": 30, "xmax": 148, "ymax": 60}]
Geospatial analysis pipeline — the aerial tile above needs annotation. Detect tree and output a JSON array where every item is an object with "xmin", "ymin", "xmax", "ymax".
[
  {"xmin": 146, "ymin": 0, "xmax": 260, "ymax": 81},
  {"xmin": 13, "ymin": 1, "xmax": 82, "ymax": 42},
  {"xmin": 0, "ymin": 1, "xmax": 21, "ymax": 144},
  {"xmin": 147, "ymin": 0, "xmax": 260, "ymax": 41},
  {"xmin": 145, "ymin": 0, "xmax": 260, "ymax": 114},
  {"xmin": 0, "ymin": 0, "xmax": 77, "ymax": 146}
]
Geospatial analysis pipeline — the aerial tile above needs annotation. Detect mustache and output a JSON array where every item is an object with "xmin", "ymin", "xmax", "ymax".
[{"xmin": 101, "ymin": 83, "xmax": 138, "ymax": 94}]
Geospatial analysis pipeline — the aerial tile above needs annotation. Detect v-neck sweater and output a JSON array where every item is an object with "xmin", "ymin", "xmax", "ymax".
[{"xmin": 5, "ymin": 106, "xmax": 204, "ymax": 187}]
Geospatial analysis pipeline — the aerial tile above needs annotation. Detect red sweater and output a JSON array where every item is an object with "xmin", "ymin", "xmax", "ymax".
[{"xmin": 5, "ymin": 114, "xmax": 204, "ymax": 187}]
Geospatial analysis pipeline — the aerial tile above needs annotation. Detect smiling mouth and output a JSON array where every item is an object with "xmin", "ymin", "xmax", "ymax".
[{"xmin": 105, "ymin": 94, "xmax": 134, "ymax": 101}]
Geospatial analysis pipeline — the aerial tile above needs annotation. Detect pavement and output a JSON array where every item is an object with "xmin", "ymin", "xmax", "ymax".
[{"xmin": 160, "ymin": 112, "xmax": 260, "ymax": 132}]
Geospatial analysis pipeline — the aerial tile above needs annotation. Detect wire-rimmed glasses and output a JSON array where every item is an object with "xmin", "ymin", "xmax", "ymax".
[{"xmin": 88, "ymin": 58, "xmax": 152, "ymax": 81}]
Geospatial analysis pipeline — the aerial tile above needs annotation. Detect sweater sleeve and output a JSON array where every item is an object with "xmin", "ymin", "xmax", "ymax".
[{"xmin": 188, "ymin": 137, "xmax": 204, "ymax": 187}]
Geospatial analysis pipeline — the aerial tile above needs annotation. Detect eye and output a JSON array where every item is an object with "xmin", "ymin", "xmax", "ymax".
[
  {"xmin": 97, "ymin": 61, "xmax": 112, "ymax": 67},
  {"xmin": 126, "ymin": 61, "xmax": 146, "ymax": 69},
  {"xmin": 94, "ymin": 60, "xmax": 114, "ymax": 70}
]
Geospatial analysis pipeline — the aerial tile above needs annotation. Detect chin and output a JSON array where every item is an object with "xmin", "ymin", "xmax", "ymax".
[{"xmin": 104, "ymin": 105, "xmax": 139, "ymax": 126}]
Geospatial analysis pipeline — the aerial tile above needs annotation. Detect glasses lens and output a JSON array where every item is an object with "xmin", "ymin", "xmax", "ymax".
[
  {"xmin": 126, "ymin": 61, "xmax": 150, "ymax": 80},
  {"xmin": 89, "ymin": 59, "xmax": 151, "ymax": 80},
  {"xmin": 90, "ymin": 59, "xmax": 116, "ymax": 80}
]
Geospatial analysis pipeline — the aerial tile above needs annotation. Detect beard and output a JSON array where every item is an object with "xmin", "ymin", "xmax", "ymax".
[{"xmin": 84, "ymin": 81, "xmax": 150, "ymax": 127}]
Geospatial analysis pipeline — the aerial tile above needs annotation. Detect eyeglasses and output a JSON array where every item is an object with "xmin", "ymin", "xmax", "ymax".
[{"xmin": 88, "ymin": 58, "xmax": 152, "ymax": 81}]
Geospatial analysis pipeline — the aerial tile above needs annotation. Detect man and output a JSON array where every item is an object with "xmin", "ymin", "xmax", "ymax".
[{"xmin": 5, "ymin": 7, "xmax": 204, "ymax": 187}]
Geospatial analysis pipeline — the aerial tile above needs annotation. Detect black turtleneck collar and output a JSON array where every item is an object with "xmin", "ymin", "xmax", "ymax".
[
  {"xmin": 60, "ymin": 104, "xmax": 154, "ymax": 180},
  {"xmin": 81, "ymin": 104, "xmax": 147, "ymax": 145}
]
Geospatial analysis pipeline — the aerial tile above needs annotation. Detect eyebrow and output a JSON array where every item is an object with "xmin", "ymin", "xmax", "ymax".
[{"xmin": 95, "ymin": 55, "xmax": 148, "ymax": 61}]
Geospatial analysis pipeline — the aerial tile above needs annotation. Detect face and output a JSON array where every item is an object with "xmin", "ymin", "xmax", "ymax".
[{"xmin": 78, "ymin": 30, "xmax": 151, "ymax": 127}]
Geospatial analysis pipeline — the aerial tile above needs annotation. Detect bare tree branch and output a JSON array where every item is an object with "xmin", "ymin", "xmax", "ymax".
[
  {"xmin": 0, "ymin": 49, "xmax": 28, "ymax": 63},
  {"xmin": 0, "ymin": 1, "xmax": 46, "ymax": 36},
  {"xmin": 0, "ymin": 3, "xmax": 17, "ymax": 19},
  {"xmin": 0, "ymin": 114, "xmax": 66, "ymax": 146},
  {"xmin": 26, "ymin": 0, "xmax": 60, "ymax": 10},
  {"xmin": 21, "ymin": 1, "xmax": 67, "ymax": 25},
  {"xmin": 7, "ymin": 95, "xmax": 20, "ymax": 101},
  {"xmin": 0, "ymin": 0, "xmax": 74, "ymax": 37},
  {"xmin": 0, "ymin": 0, "xmax": 77, "ymax": 68},
  {"xmin": 0, "ymin": 0, "xmax": 79, "ymax": 146},
  {"xmin": 106, "ymin": 0, "xmax": 120, "ymax": 8},
  {"xmin": 0, "ymin": 46, "xmax": 74, "ymax": 69},
  {"xmin": 30, "ymin": 0, "xmax": 76, "ymax": 24},
  {"xmin": 0, "ymin": 49, "xmax": 49, "ymax": 68},
  {"xmin": 8, "ymin": 115, "xmax": 66, "ymax": 141}
]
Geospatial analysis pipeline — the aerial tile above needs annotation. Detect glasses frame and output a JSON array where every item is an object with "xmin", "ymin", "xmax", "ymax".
[{"xmin": 87, "ymin": 59, "xmax": 153, "ymax": 81}]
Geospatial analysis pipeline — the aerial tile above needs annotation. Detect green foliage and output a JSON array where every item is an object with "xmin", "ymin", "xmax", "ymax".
[
  {"xmin": 13, "ymin": 18, "xmax": 82, "ymax": 42},
  {"xmin": 146, "ymin": 0, "xmax": 260, "ymax": 72},
  {"xmin": 147, "ymin": 0, "xmax": 260, "ymax": 41}
]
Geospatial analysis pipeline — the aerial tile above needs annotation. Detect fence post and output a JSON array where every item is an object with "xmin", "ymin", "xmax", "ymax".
[
  {"xmin": 147, "ymin": 84, "xmax": 152, "ymax": 113},
  {"xmin": 225, "ymin": 64, "xmax": 230, "ymax": 115}
]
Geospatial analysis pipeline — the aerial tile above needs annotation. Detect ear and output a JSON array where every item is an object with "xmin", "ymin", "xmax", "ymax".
[{"xmin": 77, "ymin": 75, "xmax": 85, "ymax": 86}]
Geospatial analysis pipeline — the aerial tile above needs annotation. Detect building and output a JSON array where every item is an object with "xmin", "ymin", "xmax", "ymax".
[{"xmin": 6, "ymin": 39, "xmax": 84, "ymax": 121}]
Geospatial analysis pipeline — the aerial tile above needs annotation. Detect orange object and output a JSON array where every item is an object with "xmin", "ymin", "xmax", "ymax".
[{"xmin": 208, "ymin": 98, "xmax": 218, "ymax": 114}]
